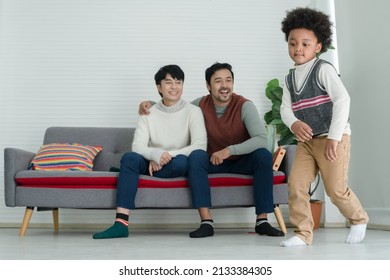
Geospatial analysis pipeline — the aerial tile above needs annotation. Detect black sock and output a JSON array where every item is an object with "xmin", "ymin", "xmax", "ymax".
[
  {"xmin": 116, "ymin": 213, "xmax": 129, "ymax": 222},
  {"xmin": 189, "ymin": 219, "xmax": 214, "ymax": 238},
  {"xmin": 115, "ymin": 212, "xmax": 129, "ymax": 227},
  {"xmin": 255, "ymin": 218, "xmax": 284, "ymax": 237}
]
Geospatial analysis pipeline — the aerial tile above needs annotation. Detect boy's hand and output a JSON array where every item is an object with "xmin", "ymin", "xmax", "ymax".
[
  {"xmin": 324, "ymin": 139, "xmax": 338, "ymax": 162},
  {"xmin": 291, "ymin": 121, "xmax": 313, "ymax": 142},
  {"xmin": 138, "ymin": 101, "xmax": 152, "ymax": 115}
]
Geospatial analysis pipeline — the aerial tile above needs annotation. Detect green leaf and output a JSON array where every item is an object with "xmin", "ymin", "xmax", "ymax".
[
  {"xmin": 271, "ymin": 111, "xmax": 281, "ymax": 121},
  {"xmin": 267, "ymin": 79, "xmax": 280, "ymax": 88},
  {"xmin": 270, "ymin": 87, "xmax": 283, "ymax": 102},
  {"xmin": 264, "ymin": 111, "xmax": 273, "ymax": 124},
  {"xmin": 269, "ymin": 119, "xmax": 284, "ymax": 125},
  {"xmin": 275, "ymin": 124, "xmax": 289, "ymax": 135},
  {"xmin": 265, "ymin": 86, "xmax": 273, "ymax": 100},
  {"xmin": 265, "ymin": 79, "xmax": 283, "ymax": 101},
  {"xmin": 278, "ymin": 134, "xmax": 297, "ymax": 146},
  {"xmin": 271, "ymin": 100, "xmax": 281, "ymax": 112}
]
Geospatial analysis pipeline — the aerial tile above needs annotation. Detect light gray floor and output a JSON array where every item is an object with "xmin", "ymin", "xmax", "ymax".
[{"xmin": 1, "ymin": 227, "xmax": 389, "ymax": 260}]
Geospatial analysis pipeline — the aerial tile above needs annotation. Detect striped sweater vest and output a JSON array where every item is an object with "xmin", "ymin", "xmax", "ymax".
[{"xmin": 285, "ymin": 59, "xmax": 334, "ymax": 136}]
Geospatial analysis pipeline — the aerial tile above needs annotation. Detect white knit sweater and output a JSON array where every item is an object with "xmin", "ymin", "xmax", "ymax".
[{"xmin": 132, "ymin": 99, "xmax": 207, "ymax": 163}]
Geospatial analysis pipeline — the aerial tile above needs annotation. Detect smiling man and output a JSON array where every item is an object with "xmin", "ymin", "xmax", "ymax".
[
  {"xmin": 186, "ymin": 62, "xmax": 285, "ymax": 238},
  {"xmin": 93, "ymin": 64, "xmax": 207, "ymax": 239}
]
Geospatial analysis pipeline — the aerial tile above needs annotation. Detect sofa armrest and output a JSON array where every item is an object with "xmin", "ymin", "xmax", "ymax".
[
  {"xmin": 4, "ymin": 148, "xmax": 35, "ymax": 207},
  {"xmin": 279, "ymin": 144, "xmax": 297, "ymax": 181}
]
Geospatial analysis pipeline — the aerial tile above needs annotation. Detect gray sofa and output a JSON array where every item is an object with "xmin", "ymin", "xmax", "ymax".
[{"xmin": 4, "ymin": 127, "xmax": 296, "ymax": 236}]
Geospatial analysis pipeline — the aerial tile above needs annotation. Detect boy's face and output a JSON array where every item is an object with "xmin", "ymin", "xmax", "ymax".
[
  {"xmin": 287, "ymin": 28, "xmax": 322, "ymax": 65},
  {"xmin": 207, "ymin": 69, "xmax": 234, "ymax": 107},
  {"xmin": 157, "ymin": 74, "xmax": 183, "ymax": 106}
]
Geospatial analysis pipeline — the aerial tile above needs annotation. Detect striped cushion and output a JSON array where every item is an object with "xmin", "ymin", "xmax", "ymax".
[{"xmin": 29, "ymin": 143, "xmax": 102, "ymax": 171}]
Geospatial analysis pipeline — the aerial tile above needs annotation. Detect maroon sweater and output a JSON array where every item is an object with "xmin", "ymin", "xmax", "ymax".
[{"xmin": 199, "ymin": 93, "xmax": 250, "ymax": 160}]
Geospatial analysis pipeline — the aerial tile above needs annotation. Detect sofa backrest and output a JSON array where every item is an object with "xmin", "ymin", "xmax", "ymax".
[{"xmin": 43, "ymin": 127, "xmax": 135, "ymax": 171}]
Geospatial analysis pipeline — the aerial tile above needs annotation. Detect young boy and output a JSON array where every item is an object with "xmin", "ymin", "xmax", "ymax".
[{"xmin": 279, "ymin": 7, "xmax": 369, "ymax": 247}]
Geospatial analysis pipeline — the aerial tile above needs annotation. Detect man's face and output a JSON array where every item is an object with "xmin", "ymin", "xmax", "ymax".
[
  {"xmin": 157, "ymin": 74, "xmax": 183, "ymax": 106},
  {"xmin": 207, "ymin": 69, "xmax": 234, "ymax": 106}
]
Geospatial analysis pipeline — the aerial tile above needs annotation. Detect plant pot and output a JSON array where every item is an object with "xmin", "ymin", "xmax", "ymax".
[{"xmin": 310, "ymin": 199, "xmax": 323, "ymax": 230}]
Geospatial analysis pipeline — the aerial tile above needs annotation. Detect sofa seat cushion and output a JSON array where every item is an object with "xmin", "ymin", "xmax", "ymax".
[{"xmin": 15, "ymin": 171, "xmax": 286, "ymax": 189}]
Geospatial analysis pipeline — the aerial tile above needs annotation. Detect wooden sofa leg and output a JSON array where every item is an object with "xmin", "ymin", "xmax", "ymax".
[
  {"xmin": 274, "ymin": 205, "xmax": 287, "ymax": 234},
  {"xmin": 20, "ymin": 207, "xmax": 34, "ymax": 237},
  {"xmin": 52, "ymin": 208, "xmax": 59, "ymax": 233}
]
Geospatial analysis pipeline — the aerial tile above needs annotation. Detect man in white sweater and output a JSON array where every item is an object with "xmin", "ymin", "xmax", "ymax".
[{"xmin": 93, "ymin": 64, "xmax": 207, "ymax": 239}]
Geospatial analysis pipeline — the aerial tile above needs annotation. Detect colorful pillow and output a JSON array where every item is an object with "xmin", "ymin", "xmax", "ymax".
[{"xmin": 29, "ymin": 143, "xmax": 103, "ymax": 171}]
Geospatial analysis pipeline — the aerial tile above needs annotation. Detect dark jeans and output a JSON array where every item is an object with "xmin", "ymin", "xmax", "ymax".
[
  {"xmin": 116, "ymin": 151, "xmax": 188, "ymax": 209},
  {"xmin": 188, "ymin": 148, "xmax": 274, "ymax": 214}
]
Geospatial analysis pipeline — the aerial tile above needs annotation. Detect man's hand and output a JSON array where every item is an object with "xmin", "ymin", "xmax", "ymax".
[
  {"xmin": 148, "ymin": 161, "xmax": 162, "ymax": 176},
  {"xmin": 291, "ymin": 120, "xmax": 313, "ymax": 142},
  {"xmin": 159, "ymin": 152, "xmax": 172, "ymax": 166},
  {"xmin": 324, "ymin": 139, "xmax": 338, "ymax": 162},
  {"xmin": 148, "ymin": 152, "xmax": 172, "ymax": 176},
  {"xmin": 210, "ymin": 148, "xmax": 230, "ymax": 165},
  {"xmin": 139, "ymin": 101, "xmax": 152, "ymax": 116}
]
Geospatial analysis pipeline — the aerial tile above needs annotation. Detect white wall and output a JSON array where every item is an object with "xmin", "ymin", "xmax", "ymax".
[{"xmin": 335, "ymin": 0, "xmax": 390, "ymax": 228}]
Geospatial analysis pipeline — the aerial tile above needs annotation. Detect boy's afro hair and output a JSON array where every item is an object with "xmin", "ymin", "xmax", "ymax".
[{"xmin": 281, "ymin": 7, "xmax": 333, "ymax": 53}]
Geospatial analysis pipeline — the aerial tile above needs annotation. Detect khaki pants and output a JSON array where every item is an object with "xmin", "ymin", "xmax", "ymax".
[{"xmin": 288, "ymin": 135, "xmax": 369, "ymax": 244}]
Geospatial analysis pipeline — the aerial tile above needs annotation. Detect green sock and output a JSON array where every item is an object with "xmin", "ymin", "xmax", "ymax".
[{"xmin": 93, "ymin": 221, "xmax": 129, "ymax": 239}]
